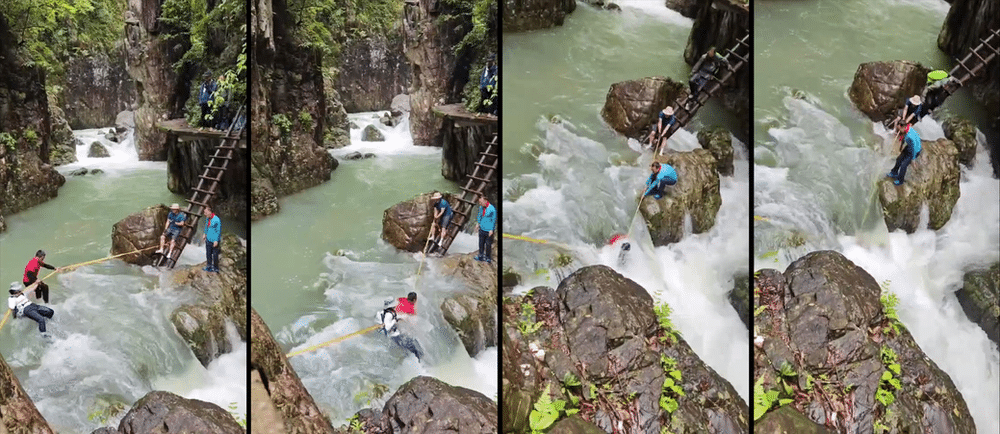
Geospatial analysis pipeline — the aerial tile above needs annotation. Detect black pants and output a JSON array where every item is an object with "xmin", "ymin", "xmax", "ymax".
[
  {"xmin": 199, "ymin": 103, "xmax": 211, "ymax": 127},
  {"xmin": 891, "ymin": 148, "xmax": 916, "ymax": 182},
  {"xmin": 392, "ymin": 334, "xmax": 424, "ymax": 361},
  {"xmin": 478, "ymin": 229, "xmax": 493, "ymax": 260},
  {"xmin": 26, "ymin": 279, "xmax": 49, "ymax": 304},
  {"xmin": 23, "ymin": 304, "xmax": 54, "ymax": 333},
  {"xmin": 206, "ymin": 241, "xmax": 220, "ymax": 270},
  {"xmin": 479, "ymin": 87, "xmax": 495, "ymax": 114}
]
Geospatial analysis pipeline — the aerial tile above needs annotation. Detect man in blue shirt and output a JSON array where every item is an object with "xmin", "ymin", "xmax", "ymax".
[
  {"xmin": 887, "ymin": 123, "xmax": 922, "ymax": 186},
  {"xmin": 158, "ymin": 203, "xmax": 186, "ymax": 258},
  {"xmin": 198, "ymin": 72, "xmax": 215, "ymax": 128},
  {"xmin": 203, "ymin": 205, "xmax": 222, "ymax": 272},
  {"xmin": 647, "ymin": 106, "xmax": 677, "ymax": 150},
  {"xmin": 479, "ymin": 54, "xmax": 497, "ymax": 114},
  {"xmin": 644, "ymin": 162, "xmax": 678, "ymax": 200},
  {"xmin": 427, "ymin": 192, "xmax": 453, "ymax": 253},
  {"xmin": 474, "ymin": 195, "xmax": 496, "ymax": 264}
]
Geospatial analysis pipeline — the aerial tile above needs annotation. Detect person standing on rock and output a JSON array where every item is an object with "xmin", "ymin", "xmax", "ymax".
[
  {"xmin": 198, "ymin": 71, "xmax": 215, "ymax": 128},
  {"xmin": 479, "ymin": 54, "xmax": 498, "ymax": 115},
  {"xmin": 203, "ymin": 205, "xmax": 222, "ymax": 272},
  {"xmin": 688, "ymin": 47, "xmax": 729, "ymax": 107},
  {"xmin": 158, "ymin": 203, "xmax": 186, "ymax": 259},
  {"xmin": 887, "ymin": 122, "xmax": 921, "ymax": 186},
  {"xmin": 23, "ymin": 250, "xmax": 63, "ymax": 304},
  {"xmin": 644, "ymin": 161, "xmax": 678, "ymax": 200},
  {"xmin": 647, "ymin": 106, "xmax": 677, "ymax": 150},
  {"xmin": 427, "ymin": 192, "xmax": 453, "ymax": 253},
  {"xmin": 474, "ymin": 195, "xmax": 496, "ymax": 264},
  {"xmin": 9, "ymin": 282, "xmax": 55, "ymax": 338}
]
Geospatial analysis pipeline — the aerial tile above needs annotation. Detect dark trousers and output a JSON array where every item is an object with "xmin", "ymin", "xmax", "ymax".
[
  {"xmin": 392, "ymin": 334, "xmax": 424, "ymax": 360},
  {"xmin": 689, "ymin": 74, "xmax": 708, "ymax": 97},
  {"xmin": 648, "ymin": 178, "xmax": 676, "ymax": 198},
  {"xmin": 23, "ymin": 304, "xmax": 54, "ymax": 333},
  {"xmin": 891, "ymin": 148, "xmax": 915, "ymax": 182},
  {"xmin": 478, "ymin": 229, "xmax": 493, "ymax": 260},
  {"xmin": 26, "ymin": 279, "xmax": 49, "ymax": 303},
  {"xmin": 479, "ymin": 87, "xmax": 495, "ymax": 114},
  {"xmin": 199, "ymin": 103, "xmax": 210, "ymax": 127},
  {"xmin": 206, "ymin": 241, "xmax": 220, "ymax": 270}
]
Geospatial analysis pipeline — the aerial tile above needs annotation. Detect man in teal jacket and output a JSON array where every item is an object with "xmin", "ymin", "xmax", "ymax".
[
  {"xmin": 203, "ymin": 205, "xmax": 222, "ymax": 272},
  {"xmin": 474, "ymin": 195, "xmax": 496, "ymax": 264},
  {"xmin": 644, "ymin": 161, "xmax": 678, "ymax": 199},
  {"xmin": 887, "ymin": 123, "xmax": 921, "ymax": 185}
]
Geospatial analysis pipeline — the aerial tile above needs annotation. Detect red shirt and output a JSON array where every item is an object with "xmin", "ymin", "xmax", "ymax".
[
  {"xmin": 23, "ymin": 257, "xmax": 42, "ymax": 284},
  {"xmin": 609, "ymin": 234, "xmax": 625, "ymax": 246},
  {"xmin": 396, "ymin": 297, "xmax": 416, "ymax": 315}
]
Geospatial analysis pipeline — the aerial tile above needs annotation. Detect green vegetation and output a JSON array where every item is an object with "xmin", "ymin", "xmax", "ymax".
[
  {"xmin": 518, "ymin": 299, "xmax": 543, "ymax": 335},
  {"xmin": 880, "ymin": 280, "xmax": 902, "ymax": 336},
  {"xmin": 87, "ymin": 394, "xmax": 126, "ymax": 425},
  {"xmin": 287, "ymin": 0, "xmax": 402, "ymax": 63},
  {"xmin": 654, "ymin": 302, "xmax": 681, "ymax": 344},
  {"xmin": 227, "ymin": 402, "xmax": 246, "ymax": 429},
  {"xmin": 272, "ymin": 114, "xmax": 293, "ymax": 138},
  {"xmin": 529, "ymin": 384, "xmax": 576, "ymax": 433},
  {"xmin": 0, "ymin": 0, "xmax": 124, "ymax": 80},
  {"xmin": 448, "ymin": 0, "xmax": 497, "ymax": 110},
  {"xmin": 874, "ymin": 345, "xmax": 902, "ymax": 432},
  {"xmin": 353, "ymin": 381, "xmax": 389, "ymax": 407},
  {"xmin": 346, "ymin": 414, "xmax": 363, "ymax": 433},
  {"xmin": 753, "ymin": 377, "xmax": 779, "ymax": 421},
  {"xmin": 659, "ymin": 355, "xmax": 684, "ymax": 414},
  {"xmin": 298, "ymin": 110, "xmax": 314, "ymax": 130},
  {"xmin": 1, "ymin": 132, "xmax": 16, "ymax": 152}
]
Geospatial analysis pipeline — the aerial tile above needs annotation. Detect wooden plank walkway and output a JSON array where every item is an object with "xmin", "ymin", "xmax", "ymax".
[
  {"xmin": 433, "ymin": 104, "xmax": 497, "ymax": 127},
  {"xmin": 157, "ymin": 119, "xmax": 247, "ymax": 148}
]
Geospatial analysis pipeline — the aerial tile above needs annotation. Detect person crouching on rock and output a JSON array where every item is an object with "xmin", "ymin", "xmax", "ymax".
[
  {"xmin": 158, "ymin": 203, "xmax": 186, "ymax": 259},
  {"xmin": 9, "ymin": 282, "xmax": 54, "ymax": 336},
  {"xmin": 647, "ymin": 106, "xmax": 677, "ymax": 150},
  {"xmin": 23, "ymin": 249, "xmax": 63, "ymax": 303},
  {"xmin": 427, "ymin": 192, "xmax": 453, "ymax": 253},
  {"xmin": 203, "ymin": 205, "xmax": 222, "ymax": 273},
  {"xmin": 887, "ymin": 122, "xmax": 921, "ymax": 186},
  {"xmin": 644, "ymin": 161, "xmax": 677, "ymax": 200}
]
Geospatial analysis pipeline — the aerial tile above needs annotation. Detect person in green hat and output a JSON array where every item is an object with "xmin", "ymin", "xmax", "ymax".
[{"xmin": 922, "ymin": 70, "xmax": 955, "ymax": 115}]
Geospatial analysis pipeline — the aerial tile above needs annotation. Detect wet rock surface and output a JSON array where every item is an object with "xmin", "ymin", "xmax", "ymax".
[
  {"xmin": 503, "ymin": 0, "xmax": 577, "ymax": 32},
  {"xmin": 877, "ymin": 138, "xmax": 960, "ymax": 233},
  {"xmin": 101, "ymin": 391, "xmax": 243, "ymax": 434},
  {"xmin": 848, "ymin": 60, "xmax": 930, "ymax": 123},
  {"xmin": 110, "ymin": 204, "xmax": 169, "ymax": 266},
  {"xmin": 955, "ymin": 262, "xmax": 999, "ymax": 346},
  {"xmin": 641, "ymin": 151, "xmax": 722, "ymax": 246},
  {"xmin": 601, "ymin": 77, "xmax": 687, "ymax": 140}
]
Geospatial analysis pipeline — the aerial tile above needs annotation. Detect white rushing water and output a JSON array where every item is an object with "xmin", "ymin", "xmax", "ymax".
[
  {"xmin": 505, "ymin": 120, "xmax": 750, "ymax": 402},
  {"xmin": 1, "ymin": 126, "xmax": 245, "ymax": 432},
  {"xmin": 755, "ymin": 100, "xmax": 1000, "ymax": 432},
  {"xmin": 258, "ymin": 110, "xmax": 497, "ymax": 424}
]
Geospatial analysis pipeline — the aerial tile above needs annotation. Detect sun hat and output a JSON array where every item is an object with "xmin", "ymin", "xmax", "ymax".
[{"xmin": 170, "ymin": 203, "xmax": 180, "ymax": 209}]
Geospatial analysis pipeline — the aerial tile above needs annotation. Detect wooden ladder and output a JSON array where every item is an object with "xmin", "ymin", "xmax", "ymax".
[
  {"xmin": 651, "ymin": 32, "xmax": 750, "ymax": 154},
  {"xmin": 156, "ymin": 106, "xmax": 246, "ymax": 268},
  {"xmin": 430, "ymin": 132, "xmax": 498, "ymax": 256}
]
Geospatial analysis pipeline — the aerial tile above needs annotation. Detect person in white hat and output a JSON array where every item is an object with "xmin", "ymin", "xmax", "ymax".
[
  {"xmin": 426, "ymin": 192, "xmax": 453, "ymax": 253},
  {"xmin": 8, "ymin": 282, "xmax": 54, "ymax": 337},
  {"xmin": 158, "ymin": 203, "xmax": 186, "ymax": 258},
  {"xmin": 899, "ymin": 94, "xmax": 924, "ymax": 127},
  {"xmin": 647, "ymin": 106, "xmax": 677, "ymax": 150}
]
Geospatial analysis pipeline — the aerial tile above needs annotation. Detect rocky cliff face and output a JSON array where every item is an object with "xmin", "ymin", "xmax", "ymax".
[
  {"xmin": 402, "ymin": 0, "xmax": 476, "ymax": 147},
  {"xmin": 336, "ymin": 33, "xmax": 411, "ymax": 112},
  {"xmin": 63, "ymin": 50, "xmax": 137, "ymax": 129},
  {"xmin": 124, "ymin": 0, "xmax": 190, "ymax": 161},
  {"xmin": 167, "ymin": 141, "xmax": 249, "ymax": 223},
  {"xmin": 0, "ymin": 353, "xmax": 56, "ymax": 433},
  {"xmin": 684, "ymin": 0, "xmax": 749, "ymax": 140},
  {"xmin": 754, "ymin": 252, "xmax": 976, "ymax": 432},
  {"xmin": 503, "ymin": 0, "xmax": 576, "ymax": 32},
  {"xmin": 441, "ymin": 123, "xmax": 498, "ymax": 203},
  {"xmin": 938, "ymin": 0, "xmax": 1000, "ymax": 120},
  {"xmin": 92, "ymin": 391, "xmax": 244, "ymax": 434},
  {"xmin": 0, "ymin": 12, "xmax": 66, "ymax": 227},
  {"xmin": 251, "ymin": 0, "xmax": 340, "ymax": 220},
  {"xmin": 877, "ymin": 138, "xmax": 961, "ymax": 233}
]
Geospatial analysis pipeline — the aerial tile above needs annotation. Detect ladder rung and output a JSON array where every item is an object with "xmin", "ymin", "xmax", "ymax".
[
  {"xmin": 208, "ymin": 155, "xmax": 233, "ymax": 160},
  {"xmin": 203, "ymin": 164, "xmax": 227, "ymax": 171},
  {"xmin": 474, "ymin": 162, "xmax": 497, "ymax": 170},
  {"xmin": 199, "ymin": 175, "xmax": 223, "ymax": 182},
  {"xmin": 467, "ymin": 174, "xmax": 491, "ymax": 183},
  {"xmin": 186, "ymin": 199, "xmax": 210, "ymax": 208},
  {"xmin": 191, "ymin": 187, "xmax": 215, "ymax": 195}
]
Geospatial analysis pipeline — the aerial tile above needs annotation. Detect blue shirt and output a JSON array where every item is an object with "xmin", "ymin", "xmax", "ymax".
[
  {"xmin": 904, "ymin": 128, "xmax": 921, "ymax": 156},
  {"xmin": 477, "ymin": 203, "xmax": 496, "ymax": 232},
  {"xmin": 199, "ymin": 81, "xmax": 216, "ymax": 104},
  {"xmin": 658, "ymin": 112, "xmax": 676, "ymax": 128},
  {"xmin": 645, "ymin": 165, "xmax": 678, "ymax": 195},
  {"xmin": 167, "ymin": 211, "xmax": 185, "ymax": 231},
  {"xmin": 204, "ymin": 215, "xmax": 222, "ymax": 243},
  {"xmin": 436, "ymin": 199, "xmax": 453, "ymax": 218},
  {"xmin": 480, "ymin": 65, "xmax": 497, "ymax": 89}
]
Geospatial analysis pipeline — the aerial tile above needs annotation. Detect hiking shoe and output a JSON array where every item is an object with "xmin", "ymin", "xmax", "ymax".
[
  {"xmin": 886, "ymin": 172, "xmax": 896, "ymax": 179},
  {"xmin": 203, "ymin": 266, "xmax": 212, "ymax": 271},
  {"xmin": 654, "ymin": 194, "xmax": 663, "ymax": 199},
  {"xmin": 893, "ymin": 179, "xmax": 903, "ymax": 185},
  {"xmin": 211, "ymin": 267, "xmax": 220, "ymax": 273},
  {"xmin": 473, "ymin": 255, "xmax": 483, "ymax": 262}
]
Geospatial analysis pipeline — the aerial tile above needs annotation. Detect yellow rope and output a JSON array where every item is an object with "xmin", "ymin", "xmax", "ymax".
[
  {"xmin": 501, "ymin": 233, "xmax": 574, "ymax": 250},
  {"xmin": 626, "ymin": 194, "xmax": 644, "ymax": 239},
  {"xmin": 1, "ymin": 246, "xmax": 158, "ymax": 334},
  {"xmin": 285, "ymin": 324, "xmax": 383, "ymax": 358}
]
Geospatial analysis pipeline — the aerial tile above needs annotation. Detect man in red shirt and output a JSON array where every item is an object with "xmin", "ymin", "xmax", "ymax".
[
  {"xmin": 23, "ymin": 250, "xmax": 63, "ymax": 303},
  {"xmin": 396, "ymin": 292, "xmax": 417, "ymax": 316}
]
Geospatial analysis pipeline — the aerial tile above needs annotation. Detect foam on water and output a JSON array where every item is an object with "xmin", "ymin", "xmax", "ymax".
[
  {"xmin": 335, "ymin": 112, "xmax": 438, "ymax": 157},
  {"xmin": 505, "ymin": 121, "xmax": 750, "ymax": 402},
  {"xmin": 65, "ymin": 127, "xmax": 165, "ymax": 173},
  {"xmin": 615, "ymin": 0, "xmax": 694, "ymax": 26}
]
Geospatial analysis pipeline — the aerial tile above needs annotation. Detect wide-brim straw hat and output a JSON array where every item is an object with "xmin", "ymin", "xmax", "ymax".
[
  {"xmin": 431, "ymin": 192, "xmax": 442, "ymax": 200},
  {"xmin": 909, "ymin": 95, "xmax": 922, "ymax": 105},
  {"xmin": 170, "ymin": 203, "xmax": 180, "ymax": 209},
  {"xmin": 664, "ymin": 106, "xmax": 674, "ymax": 116}
]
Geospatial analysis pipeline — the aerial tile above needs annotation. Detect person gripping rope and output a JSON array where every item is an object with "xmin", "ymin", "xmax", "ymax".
[
  {"xmin": 648, "ymin": 106, "xmax": 677, "ymax": 150},
  {"xmin": 644, "ymin": 161, "xmax": 678, "ymax": 200},
  {"xmin": 158, "ymin": 203, "xmax": 186, "ymax": 259},
  {"xmin": 375, "ymin": 294, "xmax": 424, "ymax": 360},
  {"xmin": 887, "ymin": 122, "xmax": 922, "ymax": 185},
  {"xmin": 23, "ymin": 250, "xmax": 63, "ymax": 304},
  {"xmin": 9, "ymin": 282, "xmax": 55, "ymax": 336},
  {"xmin": 427, "ymin": 193, "xmax": 453, "ymax": 253}
]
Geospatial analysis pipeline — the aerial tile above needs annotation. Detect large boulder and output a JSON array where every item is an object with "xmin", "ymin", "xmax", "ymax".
[
  {"xmin": 502, "ymin": 266, "xmax": 747, "ymax": 434},
  {"xmin": 381, "ymin": 192, "xmax": 456, "ymax": 252},
  {"xmin": 503, "ymin": 0, "xmax": 577, "ymax": 32},
  {"xmin": 110, "ymin": 391, "xmax": 242, "ymax": 434},
  {"xmin": 250, "ymin": 308, "xmax": 336, "ymax": 433},
  {"xmin": 697, "ymin": 126, "xmax": 734, "ymax": 176},
  {"xmin": 848, "ymin": 61, "xmax": 930, "ymax": 123},
  {"xmin": 373, "ymin": 376, "xmax": 496, "ymax": 433},
  {"xmin": 322, "ymin": 79, "xmax": 351, "ymax": 150},
  {"xmin": 438, "ymin": 250, "xmax": 499, "ymax": 357},
  {"xmin": 878, "ymin": 138, "xmax": 960, "ymax": 233},
  {"xmin": 729, "ymin": 272, "xmax": 750, "ymax": 330},
  {"xmin": 754, "ymin": 252, "xmax": 976, "ymax": 432},
  {"xmin": 600, "ymin": 77, "xmax": 687, "ymax": 139},
  {"xmin": 955, "ymin": 262, "xmax": 999, "ymax": 346},
  {"xmin": 62, "ymin": 51, "xmax": 136, "ymax": 129},
  {"xmin": 250, "ymin": 164, "xmax": 280, "ymax": 220},
  {"xmin": 110, "ymin": 204, "xmax": 169, "ymax": 266},
  {"xmin": 48, "ymin": 101, "xmax": 81, "ymax": 166},
  {"xmin": 665, "ymin": 0, "xmax": 700, "ymax": 18},
  {"xmin": 89, "ymin": 142, "xmax": 111, "ymax": 158},
  {"xmin": 334, "ymin": 34, "xmax": 411, "ymax": 112},
  {"xmin": 391, "ymin": 94, "xmax": 411, "ymax": 114},
  {"xmin": 941, "ymin": 117, "xmax": 978, "ymax": 167},
  {"xmin": 0, "ymin": 13, "xmax": 66, "ymax": 217},
  {"xmin": 115, "ymin": 110, "xmax": 135, "ymax": 133},
  {"xmin": 640, "ymin": 151, "xmax": 722, "ymax": 246},
  {"xmin": 0, "ymin": 349, "xmax": 56, "ymax": 433},
  {"xmin": 361, "ymin": 124, "xmax": 385, "ymax": 142},
  {"xmin": 169, "ymin": 234, "xmax": 248, "ymax": 367}
]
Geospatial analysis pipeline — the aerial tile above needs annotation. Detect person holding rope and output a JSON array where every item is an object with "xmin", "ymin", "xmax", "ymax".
[
  {"xmin": 647, "ymin": 106, "xmax": 677, "ymax": 150},
  {"xmin": 375, "ymin": 293, "xmax": 423, "ymax": 360},
  {"xmin": 644, "ymin": 161, "xmax": 678, "ymax": 200},
  {"xmin": 203, "ymin": 205, "xmax": 222, "ymax": 272},
  {"xmin": 887, "ymin": 122, "xmax": 922, "ymax": 186},
  {"xmin": 157, "ymin": 203, "xmax": 186, "ymax": 258},
  {"xmin": 9, "ymin": 282, "xmax": 55, "ymax": 337},
  {"xmin": 23, "ymin": 250, "xmax": 64, "ymax": 304},
  {"xmin": 474, "ymin": 195, "xmax": 497, "ymax": 264},
  {"xmin": 427, "ymin": 192, "xmax": 453, "ymax": 253}
]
